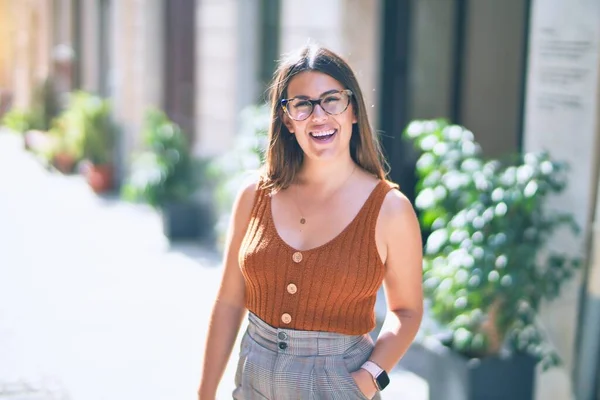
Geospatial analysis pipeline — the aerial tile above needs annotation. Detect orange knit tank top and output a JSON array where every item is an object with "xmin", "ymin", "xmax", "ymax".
[{"xmin": 239, "ymin": 179, "xmax": 398, "ymax": 335}]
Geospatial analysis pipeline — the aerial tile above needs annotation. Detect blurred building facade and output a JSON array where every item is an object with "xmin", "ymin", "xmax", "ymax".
[{"xmin": 0, "ymin": 0, "xmax": 599, "ymax": 399}]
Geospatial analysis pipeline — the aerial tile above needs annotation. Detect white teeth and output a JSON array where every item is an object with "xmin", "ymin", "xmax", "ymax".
[{"xmin": 311, "ymin": 129, "xmax": 335, "ymax": 137}]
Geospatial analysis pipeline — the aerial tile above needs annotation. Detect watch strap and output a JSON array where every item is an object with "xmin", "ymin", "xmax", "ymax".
[{"xmin": 360, "ymin": 361, "xmax": 390, "ymax": 390}]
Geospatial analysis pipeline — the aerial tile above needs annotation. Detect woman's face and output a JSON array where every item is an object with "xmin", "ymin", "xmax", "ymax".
[{"xmin": 283, "ymin": 71, "xmax": 357, "ymax": 162}]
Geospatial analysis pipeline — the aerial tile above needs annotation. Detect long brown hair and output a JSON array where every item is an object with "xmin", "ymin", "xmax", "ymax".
[{"xmin": 260, "ymin": 44, "xmax": 388, "ymax": 192}]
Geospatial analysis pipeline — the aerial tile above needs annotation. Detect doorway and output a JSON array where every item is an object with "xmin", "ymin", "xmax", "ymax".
[
  {"xmin": 164, "ymin": 0, "xmax": 196, "ymax": 143},
  {"xmin": 379, "ymin": 0, "xmax": 530, "ymax": 202}
]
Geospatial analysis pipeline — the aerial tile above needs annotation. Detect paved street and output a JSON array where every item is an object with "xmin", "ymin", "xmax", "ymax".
[
  {"xmin": 0, "ymin": 130, "xmax": 427, "ymax": 400},
  {"xmin": 0, "ymin": 131, "xmax": 236, "ymax": 400}
]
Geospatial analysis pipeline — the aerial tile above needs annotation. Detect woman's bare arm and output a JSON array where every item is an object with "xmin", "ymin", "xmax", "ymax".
[
  {"xmin": 370, "ymin": 190, "xmax": 424, "ymax": 369},
  {"xmin": 198, "ymin": 181, "xmax": 258, "ymax": 399},
  {"xmin": 351, "ymin": 189, "xmax": 424, "ymax": 398}
]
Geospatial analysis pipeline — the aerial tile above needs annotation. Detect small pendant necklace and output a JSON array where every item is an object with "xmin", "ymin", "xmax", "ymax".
[{"xmin": 291, "ymin": 165, "xmax": 357, "ymax": 225}]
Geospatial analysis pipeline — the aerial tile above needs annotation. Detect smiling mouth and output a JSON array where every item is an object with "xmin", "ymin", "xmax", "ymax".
[{"xmin": 309, "ymin": 129, "xmax": 337, "ymax": 141}]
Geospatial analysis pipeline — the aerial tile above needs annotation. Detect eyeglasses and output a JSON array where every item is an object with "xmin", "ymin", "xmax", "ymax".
[{"xmin": 281, "ymin": 89, "xmax": 353, "ymax": 121}]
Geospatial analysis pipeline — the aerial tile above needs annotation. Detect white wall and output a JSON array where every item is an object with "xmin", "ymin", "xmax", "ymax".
[
  {"xmin": 108, "ymin": 0, "xmax": 165, "ymax": 181},
  {"xmin": 195, "ymin": 0, "xmax": 260, "ymax": 157},
  {"xmin": 522, "ymin": 0, "xmax": 600, "ymax": 398}
]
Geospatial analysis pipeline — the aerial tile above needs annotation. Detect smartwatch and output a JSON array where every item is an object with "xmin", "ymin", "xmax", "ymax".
[{"xmin": 360, "ymin": 360, "xmax": 390, "ymax": 391}]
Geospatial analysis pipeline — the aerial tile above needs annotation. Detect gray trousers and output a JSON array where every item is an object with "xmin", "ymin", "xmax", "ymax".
[{"xmin": 232, "ymin": 313, "xmax": 381, "ymax": 400}]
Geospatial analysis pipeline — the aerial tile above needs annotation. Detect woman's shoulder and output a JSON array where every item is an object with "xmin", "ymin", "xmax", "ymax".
[
  {"xmin": 376, "ymin": 182, "xmax": 420, "ymax": 248},
  {"xmin": 236, "ymin": 172, "xmax": 281, "ymax": 211},
  {"xmin": 235, "ymin": 175, "xmax": 264, "ymax": 210},
  {"xmin": 378, "ymin": 179, "xmax": 415, "ymax": 225}
]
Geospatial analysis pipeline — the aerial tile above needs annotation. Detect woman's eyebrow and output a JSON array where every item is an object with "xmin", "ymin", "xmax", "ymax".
[{"xmin": 291, "ymin": 89, "xmax": 341, "ymax": 100}]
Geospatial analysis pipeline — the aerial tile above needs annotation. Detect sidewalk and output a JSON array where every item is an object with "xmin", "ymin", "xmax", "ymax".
[{"xmin": 0, "ymin": 130, "xmax": 427, "ymax": 400}]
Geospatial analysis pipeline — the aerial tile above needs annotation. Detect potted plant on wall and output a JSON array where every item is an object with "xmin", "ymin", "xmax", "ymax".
[
  {"xmin": 2, "ymin": 106, "xmax": 59, "ymax": 167},
  {"xmin": 76, "ymin": 92, "xmax": 115, "ymax": 193},
  {"xmin": 29, "ymin": 77, "xmax": 61, "ymax": 134},
  {"xmin": 43, "ymin": 99, "xmax": 87, "ymax": 174},
  {"xmin": 25, "ymin": 77, "xmax": 62, "ymax": 152},
  {"xmin": 1, "ymin": 108, "xmax": 33, "ymax": 137},
  {"xmin": 46, "ymin": 128, "xmax": 82, "ymax": 174},
  {"xmin": 399, "ymin": 119, "xmax": 581, "ymax": 400},
  {"xmin": 121, "ymin": 109, "xmax": 212, "ymax": 240}
]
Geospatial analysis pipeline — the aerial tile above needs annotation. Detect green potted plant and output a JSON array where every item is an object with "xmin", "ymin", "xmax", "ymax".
[
  {"xmin": 29, "ymin": 77, "xmax": 61, "ymax": 133},
  {"xmin": 1, "ymin": 78, "xmax": 60, "ymax": 150},
  {"xmin": 121, "ymin": 109, "xmax": 211, "ymax": 240},
  {"xmin": 398, "ymin": 119, "xmax": 581, "ymax": 400},
  {"xmin": 1, "ymin": 108, "xmax": 33, "ymax": 135},
  {"xmin": 2, "ymin": 107, "xmax": 58, "ymax": 166},
  {"xmin": 44, "ymin": 102, "xmax": 87, "ymax": 174},
  {"xmin": 44, "ymin": 131, "xmax": 78, "ymax": 174},
  {"xmin": 62, "ymin": 91, "xmax": 115, "ymax": 192}
]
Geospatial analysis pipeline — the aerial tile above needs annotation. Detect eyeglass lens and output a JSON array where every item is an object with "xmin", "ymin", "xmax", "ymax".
[{"xmin": 287, "ymin": 91, "xmax": 350, "ymax": 121}]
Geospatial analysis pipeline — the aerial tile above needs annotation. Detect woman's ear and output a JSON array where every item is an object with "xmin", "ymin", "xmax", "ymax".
[{"xmin": 283, "ymin": 112, "xmax": 295, "ymax": 133}]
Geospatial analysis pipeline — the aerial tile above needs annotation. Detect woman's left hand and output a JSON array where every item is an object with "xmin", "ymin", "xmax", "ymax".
[{"xmin": 350, "ymin": 369, "xmax": 378, "ymax": 399}]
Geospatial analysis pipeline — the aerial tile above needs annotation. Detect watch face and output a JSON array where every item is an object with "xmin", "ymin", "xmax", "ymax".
[{"xmin": 376, "ymin": 372, "xmax": 390, "ymax": 390}]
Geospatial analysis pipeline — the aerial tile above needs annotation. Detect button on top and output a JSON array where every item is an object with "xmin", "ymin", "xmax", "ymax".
[
  {"xmin": 281, "ymin": 313, "xmax": 292, "ymax": 324},
  {"xmin": 292, "ymin": 252, "xmax": 303, "ymax": 263},
  {"xmin": 287, "ymin": 283, "xmax": 297, "ymax": 294},
  {"xmin": 278, "ymin": 331, "xmax": 288, "ymax": 340}
]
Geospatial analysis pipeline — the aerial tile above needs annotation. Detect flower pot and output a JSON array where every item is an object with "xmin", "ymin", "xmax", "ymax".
[
  {"xmin": 52, "ymin": 152, "xmax": 76, "ymax": 174},
  {"xmin": 85, "ymin": 163, "xmax": 113, "ymax": 193},
  {"xmin": 398, "ymin": 339, "xmax": 536, "ymax": 400},
  {"xmin": 161, "ymin": 201, "xmax": 201, "ymax": 240}
]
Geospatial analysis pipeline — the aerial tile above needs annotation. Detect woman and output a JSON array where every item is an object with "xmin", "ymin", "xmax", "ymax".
[{"xmin": 198, "ymin": 44, "xmax": 423, "ymax": 400}]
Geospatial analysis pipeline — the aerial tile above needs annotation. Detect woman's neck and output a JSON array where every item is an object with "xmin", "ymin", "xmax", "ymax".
[{"xmin": 295, "ymin": 155, "xmax": 357, "ymax": 191}]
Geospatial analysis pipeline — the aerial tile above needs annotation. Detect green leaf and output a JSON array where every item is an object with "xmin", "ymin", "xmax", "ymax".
[{"xmin": 405, "ymin": 119, "xmax": 581, "ymax": 365}]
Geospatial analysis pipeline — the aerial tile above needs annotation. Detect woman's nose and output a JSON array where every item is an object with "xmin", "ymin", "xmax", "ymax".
[{"xmin": 311, "ymin": 103, "xmax": 327, "ymax": 121}]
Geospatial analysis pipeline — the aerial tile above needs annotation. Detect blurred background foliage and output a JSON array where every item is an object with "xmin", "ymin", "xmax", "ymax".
[
  {"xmin": 405, "ymin": 119, "xmax": 581, "ymax": 369},
  {"xmin": 205, "ymin": 104, "xmax": 270, "ymax": 248},
  {"xmin": 121, "ymin": 109, "xmax": 203, "ymax": 209}
]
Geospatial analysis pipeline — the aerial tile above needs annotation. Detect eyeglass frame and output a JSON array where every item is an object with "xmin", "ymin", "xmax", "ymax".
[{"xmin": 280, "ymin": 89, "xmax": 354, "ymax": 121}]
